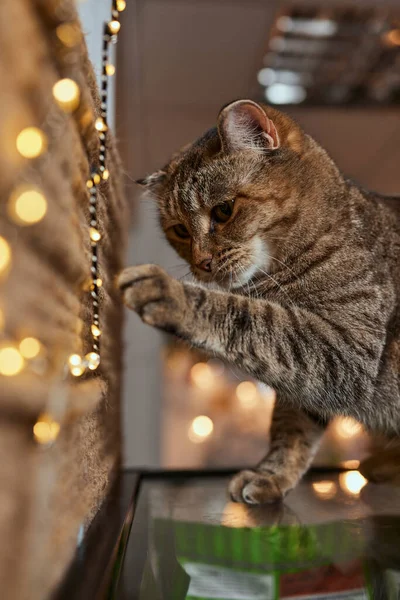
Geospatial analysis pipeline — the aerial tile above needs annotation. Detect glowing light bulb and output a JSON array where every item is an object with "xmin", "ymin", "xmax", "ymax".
[
  {"xmin": 19, "ymin": 337, "xmax": 41, "ymax": 359},
  {"xmin": 16, "ymin": 127, "xmax": 47, "ymax": 158},
  {"xmin": 90, "ymin": 227, "xmax": 101, "ymax": 242},
  {"xmin": 68, "ymin": 353, "xmax": 86, "ymax": 376},
  {"xmin": 190, "ymin": 362, "xmax": 215, "ymax": 391},
  {"xmin": 85, "ymin": 351, "xmax": 100, "ymax": 370},
  {"xmin": 33, "ymin": 413, "xmax": 60, "ymax": 445},
  {"xmin": 116, "ymin": 0, "xmax": 126, "ymax": 11},
  {"xmin": 56, "ymin": 22, "xmax": 81, "ymax": 47},
  {"xmin": 86, "ymin": 179, "xmax": 93, "ymax": 189},
  {"xmin": 95, "ymin": 278, "xmax": 102, "ymax": 287},
  {"xmin": 95, "ymin": 117, "xmax": 108, "ymax": 132},
  {"xmin": 312, "ymin": 480, "xmax": 337, "ymax": 500},
  {"xmin": 91, "ymin": 324, "xmax": 101, "ymax": 337},
  {"xmin": 236, "ymin": 381, "xmax": 258, "ymax": 408},
  {"xmin": 102, "ymin": 169, "xmax": 109, "ymax": 180},
  {"xmin": 93, "ymin": 173, "xmax": 101, "ymax": 184},
  {"xmin": 0, "ymin": 345, "xmax": 24, "ymax": 376},
  {"xmin": 0, "ymin": 237, "xmax": 11, "ymax": 274},
  {"xmin": 105, "ymin": 64, "xmax": 115, "ymax": 76},
  {"xmin": 52, "ymin": 78, "xmax": 80, "ymax": 113},
  {"xmin": 339, "ymin": 471, "xmax": 367, "ymax": 496},
  {"xmin": 108, "ymin": 20, "xmax": 121, "ymax": 34},
  {"xmin": 8, "ymin": 185, "xmax": 47, "ymax": 225},
  {"xmin": 188, "ymin": 416, "xmax": 214, "ymax": 443}
]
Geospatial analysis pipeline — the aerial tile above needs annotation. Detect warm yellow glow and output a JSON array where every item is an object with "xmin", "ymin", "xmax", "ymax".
[
  {"xmin": 190, "ymin": 362, "xmax": 215, "ymax": 391},
  {"xmin": 342, "ymin": 459, "xmax": 360, "ymax": 470},
  {"xmin": 68, "ymin": 353, "xmax": 86, "ymax": 377},
  {"xmin": 19, "ymin": 337, "xmax": 41, "ymax": 359},
  {"xmin": 0, "ymin": 346, "xmax": 24, "ymax": 376},
  {"xmin": 9, "ymin": 186, "xmax": 47, "ymax": 225},
  {"xmin": 312, "ymin": 480, "xmax": 337, "ymax": 500},
  {"xmin": 90, "ymin": 227, "xmax": 101, "ymax": 242},
  {"xmin": 102, "ymin": 169, "xmax": 110, "ymax": 180},
  {"xmin": 0, "ymin": 237, "xmax": 11, "ymax": 274},
  {"xmin": 236, "ymin": 381, "xmax": 258, "ymax": 408},
  {"xmin": 93, "ymin": 173, "xmax": 101, "ymax": 184},
  {"xmin": 86, "ymin": 179, "xmax": 93, "ymax": 189},
  {"xmin": 86, "ymin": 351, "xmax": 100, "ymax": 370},
  {"xmin": 339, "ymin": 470, "xmax": 367, "ymax": 496},
  {"xmin": 188, "ymin": 415, "xmax": 214, "ymax": 443},
  {"xmin": 108, "ymin": 20, "xmax": 121, "ymax": 34},
  {"xmin": 116, "ymin": 0, "xmax": 126, "ymax": 11},
  {"xmin": 56, "ymin": 22, "xmax": 81, "ymax": 47},
  {"xmin": 335, "ymin": 417, "xmax": 363, "ymax": 439},
  {"xmin": 91, "ymin": 324, "xmax": 101, "ymax": 337},
  {"xmin": 95, "ymin": 117, "xmax": 108, "ymax": 132},
  {"xmin": 383, "ymin": 29, "xmax": 400, "ymax": 47},
  {"xmin": 52, "ymin": 78, "xmax": 80, "ymax": 113},
  {"xmin": 16, "ymin": 127, "xmax": 47, "ymax": 158},
  {"xmin": 95, "ymin": 278, "xmax": 102, "ymax": 287},
  {"xmin": 33, "ymin": 413, "xmax": 60, "ymax": 445},
  {"xmin": 105, "ymin": 64, "xmax": 116, "ymax": 76}
]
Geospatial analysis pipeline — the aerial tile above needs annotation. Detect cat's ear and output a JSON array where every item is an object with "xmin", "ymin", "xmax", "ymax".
[
  {"xmin": 217, "ymin": 100, "xmax": 280, "ymax": 154},
  {"xmin": 135, "ymin": 170, "xmax": 167, "ymax": 189}
]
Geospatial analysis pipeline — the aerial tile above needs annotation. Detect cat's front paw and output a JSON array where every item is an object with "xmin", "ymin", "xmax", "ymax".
[
  {"xmin": 229, "ymin": 470, "xmax": 285, "ymax": 505},
  {"xmin": 117, "ymin": 264, "xmax": 185, "ymax": 333}
]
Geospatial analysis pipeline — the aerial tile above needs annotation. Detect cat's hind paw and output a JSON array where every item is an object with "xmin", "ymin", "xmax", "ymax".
[{"xmin": 229, "ymin": 469, "xmax": 285, "ymax": 505}]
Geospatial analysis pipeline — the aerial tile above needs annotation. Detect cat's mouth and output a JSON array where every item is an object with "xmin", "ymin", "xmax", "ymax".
[{"xmin": 192, "ymin": 237, "xmax": 269, "ymax": 290}]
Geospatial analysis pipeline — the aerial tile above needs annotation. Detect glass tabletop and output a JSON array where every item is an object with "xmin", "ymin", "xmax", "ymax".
[{"xmin": 117, "ymin": 471, "xmax": 400, "ymax": 600}]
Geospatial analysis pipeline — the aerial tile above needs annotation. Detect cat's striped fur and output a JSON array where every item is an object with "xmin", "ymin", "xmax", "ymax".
[{"xmin": 118, "ymin": 100, "xmax": 400, "ymax": 503}]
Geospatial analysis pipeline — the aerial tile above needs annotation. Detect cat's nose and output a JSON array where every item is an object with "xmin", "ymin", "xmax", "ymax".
[{"xmin": 197, "ymin": 257, "xmax": 213, "ymax": 272}]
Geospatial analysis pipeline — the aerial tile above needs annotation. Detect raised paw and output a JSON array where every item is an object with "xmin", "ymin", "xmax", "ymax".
[
  {"xmin": 116, "ymin": 264, "xmax": 185, "ymax": 332},
  {"xmin": 229, "ymin": 469, "xmax": 284, "ymax": 505}
]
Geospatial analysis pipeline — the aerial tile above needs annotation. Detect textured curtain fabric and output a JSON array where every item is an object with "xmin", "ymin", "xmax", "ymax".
[{"xmin": 0, "ymin": 1, "xmax": 128, "ymax": 597}]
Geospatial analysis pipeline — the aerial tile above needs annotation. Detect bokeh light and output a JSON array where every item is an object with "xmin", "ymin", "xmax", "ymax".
[
  {"xmin": 8, "ymin": 185, "xmax": 47, "ymax": 225},
  {"xmin": 52, "ymin": 78, "xmax": 80, "ymax": 113},
  {"xmin": 236, "ymin": 381, "xmax": 258, "ymax": 409},
  {"xmin": 339, "ymin": 470, "xmax": 367, "ymax": 496},
  {"xmin": 312, "ymin": 480, "xmax": 337, "ymax": 500},
  {"xmin": 190, "ymin": 362, "xmax": 215, "ymax": 391},
  {"xmin": 188, "ymin": 415, "xmax": 214, "ymax": 443},
  {"xmin": 19, "ymin": 337, "xmax": 41, "ymax": 359},
  {"xmin": 0, "ymin": 345, "xmax": 24, "ymax": 376},
  {"xmin": 16, "ymin": 127, "xmax": 47, "ymax": 158}
]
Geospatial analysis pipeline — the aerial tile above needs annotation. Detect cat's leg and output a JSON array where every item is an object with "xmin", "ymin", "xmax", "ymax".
[
  {"xmin": 117, "ymin": 264, "xmax": 382, "ymax": 425},
  {"xmin": 229, "ymin": 405, "xmax": 327, "ymax": 504}
]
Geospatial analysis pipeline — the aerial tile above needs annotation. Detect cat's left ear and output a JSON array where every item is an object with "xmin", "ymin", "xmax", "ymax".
[
  {"xmin": 136, "ymin": 170, "xmax": 167, "ymax": 189},
  {"xmin": 217, "ymin": 100, "xmax": 280, "ymax": 154}
]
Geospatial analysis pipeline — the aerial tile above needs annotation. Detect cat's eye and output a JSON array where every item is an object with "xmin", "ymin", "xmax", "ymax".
[
  {"xmin": 173, "ymin": 223, "xmax": 190, "ymax": 239},
  {"xmin": 212, "ymin": 201, "xmax": 234, "ymax": 224}
]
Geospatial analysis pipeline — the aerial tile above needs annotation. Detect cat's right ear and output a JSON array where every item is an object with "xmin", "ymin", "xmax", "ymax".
[
  {"xmin": 217, "ymin": 100, "xmax": 280, "ymax": 154},
  {"xmin": 135, "ymin": 170, "xmax": 167, "ymax": 189},
  {"xmin": 217, "ymin": 99, "xmax": 304, "ymax": 155}
]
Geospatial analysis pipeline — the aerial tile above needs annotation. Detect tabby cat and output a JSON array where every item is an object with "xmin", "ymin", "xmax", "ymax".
[{"xmin": 118, "ymin": 100, "xmax": 400, "ymax": 504}]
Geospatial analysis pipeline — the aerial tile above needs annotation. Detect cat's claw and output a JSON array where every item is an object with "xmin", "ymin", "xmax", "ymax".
[{"xmin": 229, "ymin": 469, "xmax": 285, "ymax": 505}]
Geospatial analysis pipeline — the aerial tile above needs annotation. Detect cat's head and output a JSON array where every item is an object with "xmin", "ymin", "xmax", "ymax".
[{"xmin": 137, "ymin": 100, "xmax": 310, "ymax": 289}]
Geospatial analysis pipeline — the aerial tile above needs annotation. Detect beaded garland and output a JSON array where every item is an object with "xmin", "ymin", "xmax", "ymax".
[{"xmin": 0, "ymin": 0, "xmax": 126, "ymax": 445}]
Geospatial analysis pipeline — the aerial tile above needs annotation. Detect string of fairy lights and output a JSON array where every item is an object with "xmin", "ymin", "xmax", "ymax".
[{"xmin": 0, "ymin": 0, "xmax": 126, "ymax": 445}]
